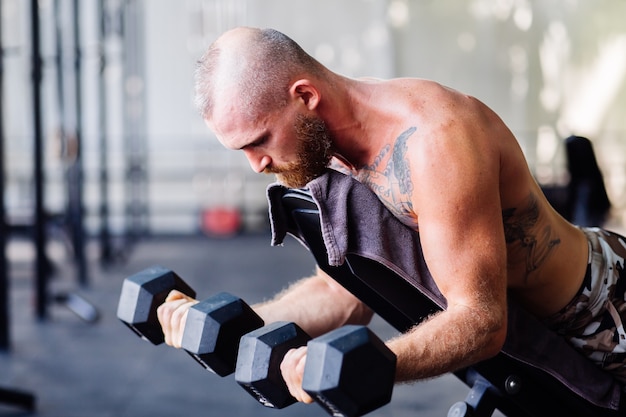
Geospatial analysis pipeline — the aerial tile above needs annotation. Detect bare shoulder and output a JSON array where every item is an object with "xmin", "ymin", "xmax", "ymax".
[
  {"xmin": 385, "ymin": 78, "xmax": 478, "ymax": 105},
  {"xmin": 381, "ymin": 79, "xmax": 498, "ymax": 136},
  {"xmin": 355, "ymin": 78, "xmax": 514, "ymax": 224}
]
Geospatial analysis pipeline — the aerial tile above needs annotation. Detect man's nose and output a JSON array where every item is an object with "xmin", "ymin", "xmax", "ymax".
[{"xmin": 243, "ymin": 149, "xmax": 271, "ymax": 173}]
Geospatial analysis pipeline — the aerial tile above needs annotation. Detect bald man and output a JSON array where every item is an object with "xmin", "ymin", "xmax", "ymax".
[{"xmin": 157, "ymin": 27, "xmax": 626, "ymax": 404}]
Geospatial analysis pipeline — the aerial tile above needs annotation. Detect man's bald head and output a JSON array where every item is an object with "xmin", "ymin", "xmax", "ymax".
[{"xmin": 194, "ymin": 27, "xmax": 324, "ymax": 122}]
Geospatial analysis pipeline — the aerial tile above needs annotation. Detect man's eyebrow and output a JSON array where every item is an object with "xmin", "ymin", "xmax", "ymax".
[{"xmin": 239, "ymin": 133, "xmax": 268, "ymax": 150}]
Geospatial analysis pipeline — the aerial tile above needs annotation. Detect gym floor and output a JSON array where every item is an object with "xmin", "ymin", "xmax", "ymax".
[{"xmin": 0, "ymin": 232, "xmax": 480, "ymax": 417}]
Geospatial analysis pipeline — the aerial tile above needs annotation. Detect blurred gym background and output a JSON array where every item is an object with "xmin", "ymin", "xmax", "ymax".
[
  {"xmin": 4, "ymin": 0, "xmax": 626, "ymax": 236},
  {"xmin": 3, "ymin": 0, "xmax": 626, "ymax": 245},
  {"xmin": 0, "ymin": 1, "xmax": 625, "ymax": 416}
]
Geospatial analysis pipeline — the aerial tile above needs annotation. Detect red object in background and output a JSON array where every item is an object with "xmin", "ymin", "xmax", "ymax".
[{"xmin": 201, "ymin": 207, "xmax": 241, "ymax": 237}]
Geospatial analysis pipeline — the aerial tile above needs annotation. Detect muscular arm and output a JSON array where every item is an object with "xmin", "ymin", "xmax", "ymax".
[
  {"xmin": 388, "ymin": 176, "xmax": 508, "ymax": 382},
  {"xmin": 281, "ymin": 96, "xmax": 511, "ymax": 406},
  {"xmin": 254, "ymin": 266, "xmax": 374, "ymax": 336},
  {"xmin": 385, "ymin": 96, "xmax": 509, "ymax": 381},
  {"xmin": 157, "ymin": 266, "xmax": 373, "ymax": 348}
]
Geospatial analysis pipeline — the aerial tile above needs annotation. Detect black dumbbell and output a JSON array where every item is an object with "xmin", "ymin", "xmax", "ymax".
[
  {"xmin": 181, "ymin": 292, "xmax": 264, "ymax": 376},
  {"xmin": 235, "ymin": 321, "xmax": 312, "ymax": 408},
  {"xmin": 303, "ymin": 325, "xmax": 396, "ymax": 417},
  {"xmin": 235, "ymin": 322, "xmax": 396, "ymax": 417},
  {"xmin": 117, "ymin": 266, "xmax": 264, "ymax": 376},
  {"xmin": 117, "ymin": 265, "xmax": 196, "ymax": 345}
]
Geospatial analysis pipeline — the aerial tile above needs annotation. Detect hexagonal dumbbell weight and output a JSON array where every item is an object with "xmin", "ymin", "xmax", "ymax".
[
  {"xmin": 117, "ymin": 265, "xmax": 196, "ymax": 345},
  {"xmin": 117, "ymin": 267, "xmax": 264, "ymax": 377},
  {"xmin": 182, "ymin": 292, "xmax": 264, "ymax": 376},
  {"xmin": 235, "ymin": 321, "xmax": 312, "ymax": 409},
  {"xmin": 303, "ymin": 325, "xmax": 397, "ymax": 417}
]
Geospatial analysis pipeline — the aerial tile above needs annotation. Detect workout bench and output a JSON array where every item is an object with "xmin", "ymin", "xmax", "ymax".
[{"xmin": 267, "ymin": 169, "xmax": 625, "ymax": 417}]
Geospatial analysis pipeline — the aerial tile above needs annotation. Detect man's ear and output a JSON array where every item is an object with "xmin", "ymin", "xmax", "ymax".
[{"xmin": 289, "ymin": 79, "xmax": 320, "ymax": 110}]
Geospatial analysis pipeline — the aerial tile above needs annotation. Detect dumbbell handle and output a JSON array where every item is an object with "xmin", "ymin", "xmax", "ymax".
[
  {"xmin": 117, "ymin": 266, "xmax": 196, "ymax": 345},
  {"xmin": 235, "ymin": 321, "xmax": 312, "ymax": 409},
  {"xmin": 303, "ymin": 325, "xmax": 397, "ymax": 417},
  {"xmin": 181, "ymin": 292, "xmax": 264, "ymax": 377},
  {"xmin": 237, "ymin": 323, "xmax": 396, "ymax": 417},
  {"xmin": 118, "ymin": 268, "xmax": 264, "ymax": 378}
]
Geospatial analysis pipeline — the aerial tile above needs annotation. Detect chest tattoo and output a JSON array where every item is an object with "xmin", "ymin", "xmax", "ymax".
[{"xmin": 358, "ymin": 127, "xmax": 418, "ymax": 227}]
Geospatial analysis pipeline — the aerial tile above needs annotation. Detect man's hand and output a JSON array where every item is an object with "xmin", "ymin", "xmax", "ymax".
[
  {"xmin": 156, "ymin": 290, "xmax": 199, "ymax": 348},
  {"xmin": 280, "ymin": 346, "xmax": 314, "ymax": 404}
]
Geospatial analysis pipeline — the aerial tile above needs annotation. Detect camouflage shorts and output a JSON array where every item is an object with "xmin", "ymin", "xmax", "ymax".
[{"xmin": 542, "ymin": 227, "xmax": 626, "ymax": 383}]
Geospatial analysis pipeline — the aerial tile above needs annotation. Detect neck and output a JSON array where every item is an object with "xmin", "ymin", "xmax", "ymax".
[{"xmin": 321, "ymin": 76, "xmax": 382, "ymax": 169}]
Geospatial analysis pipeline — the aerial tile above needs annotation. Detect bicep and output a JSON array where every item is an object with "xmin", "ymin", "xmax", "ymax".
[
  {"xmin": 419, "ymin": 211, "xmax": 507, "ymax": 310},
  {"xmin": 412, "ymin": 138, "xmax": 507, "ymax": 312}
]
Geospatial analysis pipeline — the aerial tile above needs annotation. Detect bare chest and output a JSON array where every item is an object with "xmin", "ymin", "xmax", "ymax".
[{"xmin": 356, "ymin": 168, "xmax": 419, "ymax": 230}]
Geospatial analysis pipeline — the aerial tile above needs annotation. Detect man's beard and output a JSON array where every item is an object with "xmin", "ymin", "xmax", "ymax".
[{"xmin": 265, "ymin": 114, "xmax": 334, "ymax": 188}]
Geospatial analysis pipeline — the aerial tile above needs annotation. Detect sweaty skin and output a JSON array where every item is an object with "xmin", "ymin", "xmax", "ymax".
[{"xmin": 158, "ymin": 27, "xmax": 589, "ymax": 405}]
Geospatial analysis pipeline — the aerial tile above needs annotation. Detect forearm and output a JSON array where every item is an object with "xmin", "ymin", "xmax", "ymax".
[
  {"xmin": 253, "ymin": 267, "xmax": 373, "ymax": 337},
  {"xmin": 387, "ymin": 305, "xmax": 506, "ymax": 382}
]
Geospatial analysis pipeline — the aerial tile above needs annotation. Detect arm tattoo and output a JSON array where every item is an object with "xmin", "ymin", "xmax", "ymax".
[{"xmin": 502, "ymin": 193, "xmax": 561, "ymax": 276}]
